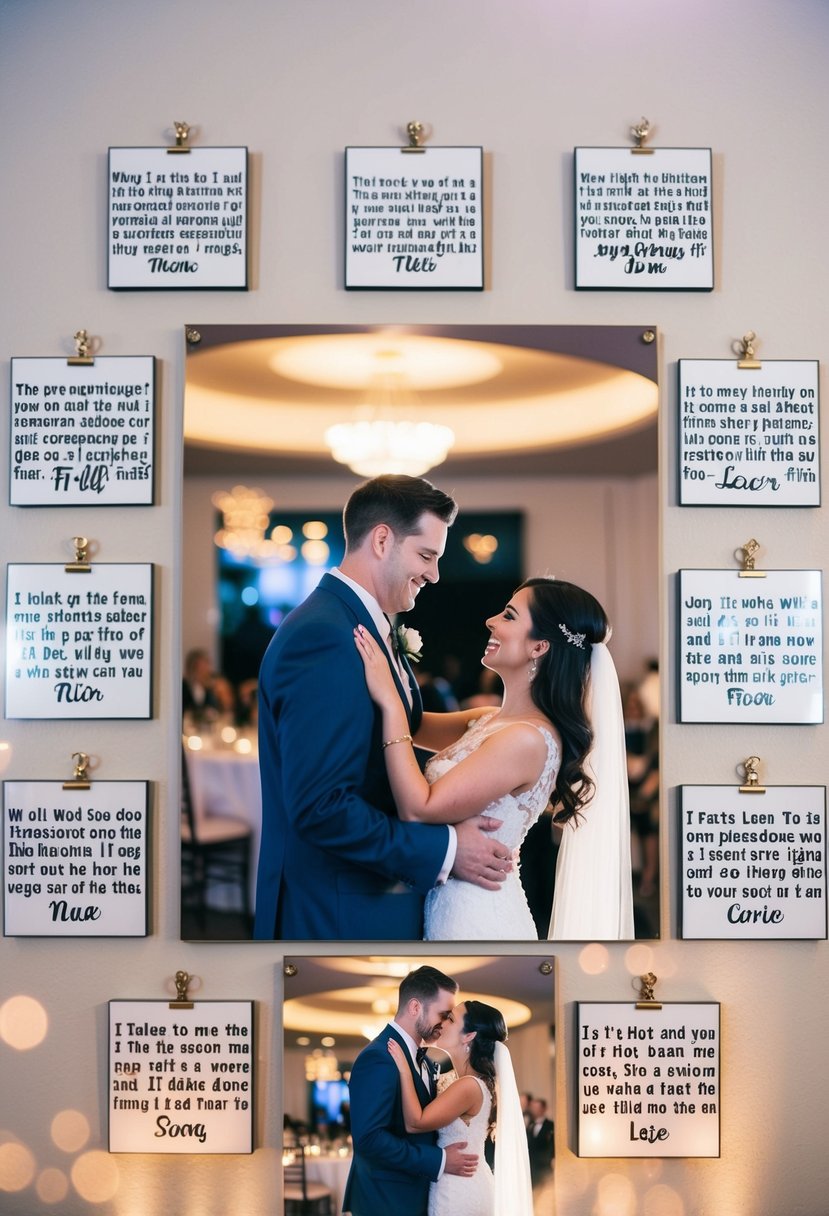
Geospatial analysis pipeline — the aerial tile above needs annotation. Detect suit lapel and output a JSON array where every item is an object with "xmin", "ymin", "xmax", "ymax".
[
  {"xmin": 321, "ymin": 574, "xmax": 416, "ymax": 725},
  {"xmin": 386, "ymin": 1026, "xmax": 432, "ymax": 1104}
]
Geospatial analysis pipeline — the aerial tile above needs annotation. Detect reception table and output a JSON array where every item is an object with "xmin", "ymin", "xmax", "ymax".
[
  {"xmin": 304, "ymin": 1152, "xmax": 352, "ymax": 1213},
  {"xmin": 184, "ymin": 736, "xmax": 261, "ymax": 910}
]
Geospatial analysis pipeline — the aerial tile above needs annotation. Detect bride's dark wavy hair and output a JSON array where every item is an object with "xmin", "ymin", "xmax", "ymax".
[
  {"xmin": 518, "ymin": 577, "xmax": 610, "ymax": 825},
  {"xmin": 462, "ymin": 1000, "xmax": 507, "ymax": 1137}
]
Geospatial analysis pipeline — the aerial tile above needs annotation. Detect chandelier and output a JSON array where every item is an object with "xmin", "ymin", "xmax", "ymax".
[{"xmin": 324, "ymin": 352, "xmax": 455, "ymax": 477}]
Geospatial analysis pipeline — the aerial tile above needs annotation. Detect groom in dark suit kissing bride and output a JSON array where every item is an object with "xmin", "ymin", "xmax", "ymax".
[
  {"xmin": 253, "ymin": 474, "xmax": 511, "ymax": 940},
  {"xmin": 344, "ymin": 965, "xmax": 478, "ymax": 1216}
]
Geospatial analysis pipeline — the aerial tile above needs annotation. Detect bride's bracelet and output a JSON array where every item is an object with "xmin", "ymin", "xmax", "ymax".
[{"xmin": 382, "ymin": 733, "xmax": 413, "ymax": 749}]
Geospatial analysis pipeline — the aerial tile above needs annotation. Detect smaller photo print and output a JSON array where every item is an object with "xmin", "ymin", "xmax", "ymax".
[{"xmin": 283, "ymin": 954, "xmax": 555, "ymax": 1216}]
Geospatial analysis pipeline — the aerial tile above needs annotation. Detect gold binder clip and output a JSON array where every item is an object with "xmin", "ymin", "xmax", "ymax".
[
  {"xmin": 170, "ymin": 970, "xmax": 195, "ymax": 1010},
  {"xmin": 67, "ymin": 329, "xmax": 95, "ymax": 366},
  {"xmin": 401, "ymin": 120, "xmax": 427, "ymax": 154},
  {"xmin": 63, "ymin": 751, "xmax": 92, "ymax": 791},
  {"xmin": 635, "ymin": 972, "xmax": 662, "ymax": 1011},
  {"xmin": 168, "ymin": 120, "xmax": 192, "ymax": 154},
  {"xmin": 733, "ymin": 331, "xmax": 762, "ymax": 370},
  {"xmin": 65, "ymin": 536, "xmax": 92, "ymax": 574},
  {"xmin": 739, "ymin": 755, "xmax": 766, "ymax": 794},
  {"xmin": 630, "ymin": 117, "xmax": 654, "ymax": 155},
  {"xmin": 736, "ymin": 537, "xmax": 766, "ymax": 579}
]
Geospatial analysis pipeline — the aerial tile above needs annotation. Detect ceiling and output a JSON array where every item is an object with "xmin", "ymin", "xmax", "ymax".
[
  {"xmin": 183, "ymin": 324, "xmax": 659, "ymax": 479},
  {"xmin": 282, "ymin": 954, "xmax": 555, "ymax": 1050}
]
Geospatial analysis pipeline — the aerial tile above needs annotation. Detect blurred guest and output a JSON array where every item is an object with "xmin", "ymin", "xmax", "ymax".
[
  {"xmin": 624, "ymin": 677, "xmax": 659, "ymax": 900},
  {"xmin": 182, "ymin": 648, "xmax": 222, "ymax": 721},
  {"xmin": 526, "ymin": 1097, "xmax": 554, "ymax": 1186},
  {"xmin": 459, "ymin": 666, "xmax": 502, "ymax": 709},
  {"xmin": 520, "ymin": 1091, "xmax": 533, "ymax": 1129}
]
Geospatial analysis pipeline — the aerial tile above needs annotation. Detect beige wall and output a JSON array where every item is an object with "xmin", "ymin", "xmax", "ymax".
[{"xmin": 1, "ymin": 1, "xmax": 827, "ymax": 1213}]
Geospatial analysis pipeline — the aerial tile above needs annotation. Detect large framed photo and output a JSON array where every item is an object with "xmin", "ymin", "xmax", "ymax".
[
  {"xmin": 10, "ymin": 357, "xmax": 156, "ymax": 506},
  {"xmin": 5, "ymin": 563, "xmax": 154, "ymax": 719},
  {"xmin": 3, "ymin": 781, "xmax": 149, "ymax": 937},
  {"xmin": 680, "ymin": 785, "xmax": 827, "ymax": 940},
  {"xmin": 577, "ymin": 1002, "xmax": 720, "ymax": 1157},
  {"xmin": 108, "ymin": 147, "xmax": 248, "ymax": 289},
  {"xmin": 678, "ymin": 360, "xmax": 820, "ymax": 506},
  {"xmin": 345, "ymin": 146, "xmax": 483, "ymax": 289},
  {"xmin": 108, "ymin": 1000, "xmax": 254, "ymax": 1153},
  {"xmin": 574, "ymin": 147, "xmax": 713, "ymax": 290},
  {"xmin": 678, "ymin": 568, "xmax": 823, "ymax": 723}
]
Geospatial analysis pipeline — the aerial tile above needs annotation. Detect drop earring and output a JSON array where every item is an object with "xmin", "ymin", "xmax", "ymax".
[{"xmin": 529, "ymin": 656, "xmax": 538, "ymax": 683}]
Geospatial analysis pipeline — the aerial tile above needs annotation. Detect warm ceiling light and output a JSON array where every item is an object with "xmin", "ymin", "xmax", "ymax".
[{"xmin": 325, "ymin": 419, "xmax": 455, "ymax": 477}]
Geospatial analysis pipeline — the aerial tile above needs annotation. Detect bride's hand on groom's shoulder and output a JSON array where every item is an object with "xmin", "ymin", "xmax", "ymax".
[
  {"xmin": 354, "ymin": 625, "xmax": 397, "ymax": 708},
  {"xmin": 387, "ymin": 1040, "xmax": 407, "ymax": 1072}
]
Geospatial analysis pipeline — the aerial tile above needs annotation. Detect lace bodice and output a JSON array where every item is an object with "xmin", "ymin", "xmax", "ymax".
[
  {"xmin": 423, "ymin": 712, "xmax": 560, "ymax": 941},
  {"xmin": 429, "ymin": 1075, "xmax": 493, "ymax": 1216},
  {"xmin": 424, "ymin": 711, "xmax": 560, "ymax": 852}
]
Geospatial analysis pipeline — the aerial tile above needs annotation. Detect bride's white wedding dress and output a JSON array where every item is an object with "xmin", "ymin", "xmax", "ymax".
[
  {"xmin": 423, "ymin": 712, "xmax": 559, "ymax": 941},
  {"xmin": 429, "ymin": 1076, "xmax": 493, "ymax": 1216}
]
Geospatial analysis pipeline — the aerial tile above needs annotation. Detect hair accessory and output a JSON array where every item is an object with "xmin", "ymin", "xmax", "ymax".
[{"xmin": 558, "ymin": 622, "xmax": 586, "ymax": 649}]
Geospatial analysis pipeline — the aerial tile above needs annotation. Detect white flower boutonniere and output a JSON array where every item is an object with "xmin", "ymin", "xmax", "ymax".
[{"xmin": 395, "ymin": 625, "xmax": 423, "ymax": 664}]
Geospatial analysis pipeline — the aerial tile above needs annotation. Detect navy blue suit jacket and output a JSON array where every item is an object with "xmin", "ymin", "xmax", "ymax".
[
  {"xmin": 343, "ymin": 1025, "xmax": 442, "ymax": 1216},
  {"xmin": 253, "ymin": 573, "xmax": 450, "ymax": 939}
]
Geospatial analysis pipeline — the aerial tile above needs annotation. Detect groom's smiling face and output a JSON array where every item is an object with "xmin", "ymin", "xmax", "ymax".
[
  {"xmin": 376, "ymin": 511, "xmax": 448, "ymax": 615},
  {"xmin": 414, "ymin": 988, "xmax": 457, "ymax": 1044}
]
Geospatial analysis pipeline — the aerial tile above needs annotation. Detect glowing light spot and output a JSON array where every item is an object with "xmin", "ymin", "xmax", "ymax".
[
  {"xmin": 0, "ymin": 1141, "xmax": 36, "ymax": 1191},
  {"xmin": 624, "ymin": 943, "xmax": 655, "ymax": 976},
  {"xmin": 70, "ymin": 1151, "xmax": 120, "ymax": 1203},
  {"xmin": 36, "ymin": 1168, "xmax": 69, "ymax": 1204},
  {"xmin": 0, "ymin": 995, "xmax": 49, "ymax": 1049},
  {"xmin": 301, "ymin": 539, "xmax": 330, "ymax": 566},
  {"xmin": 240, "ymin": 586, "xmax": 259, "ymax": 606},
  {"xmin": 51, "ymin": 1109, "xmax": 90, "ymax": 1153},
  {"xmin": 302, "ymin": 520, "xmax": 328, "ymax": 540},
  {"xmin": 578, "ymin": 943, "xmax": 610, "ymax": 974},
  {"xmin": 643, "ymin": 1183, "xmax": 684, "ymax": 1215},
  {"xmin": 0, "ymin": 741, "xmax": 12, "ymax": 774},
  {"xmin": 596, "ymin": 1171, "xmax": 636, "ymax": 1216}
]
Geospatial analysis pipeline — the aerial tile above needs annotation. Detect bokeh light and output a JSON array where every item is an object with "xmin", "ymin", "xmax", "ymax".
[
  {"xmin": 624, "ymin": 943, "xmax": 655, "ymax": 976},
  {"xmin": 596, "ymin": 1171, "xmax": 636, "ymax": 1216},
  {"xmin": 51, "ymin": 1109, "xmax": 91, "ymax": 1153},
  {"xmin": 0, "ymin": 740, "xmax": 12, "ymax": 774},
  {"xmin": 0, "ymin": 1140, "xmax": 36, "ymax": 1191},
  {"xmin": 36, "ymin": 1167, "xmax": 69, "ymax": 1204},
  {"xmin": 644, "ymin": 1183, "xmax": 685, "ymax": 1215},
  {"xmin": 70, "ymin": 1151, "xmax": 120, "ymax": 1203},
  {"xmin": 578, "ymin": 942, "xmax": 610, "ymax": 974},
  {"xmin": 0, "ymin": 995, "xmax": 49, "ymax": 1049}
]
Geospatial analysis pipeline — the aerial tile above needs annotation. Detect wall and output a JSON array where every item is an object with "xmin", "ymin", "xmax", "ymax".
[{"xmin": 1, "ymin": 1, "xmax": 827, "ymax": 1214}]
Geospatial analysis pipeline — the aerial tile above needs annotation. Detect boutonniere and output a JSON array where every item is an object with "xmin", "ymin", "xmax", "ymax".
[{"xmin": 395, "ymin": 625, "xmax": 423, "ymax": 664}]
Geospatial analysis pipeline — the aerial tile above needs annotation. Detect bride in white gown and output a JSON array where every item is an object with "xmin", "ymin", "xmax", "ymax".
[
  {"xmin": 386, "ymin": 999, "xmax": 533, "ymax": 1216},
  {"xmin": 354, "ymin": 576, "xmax": 634, "ymax": 941}
]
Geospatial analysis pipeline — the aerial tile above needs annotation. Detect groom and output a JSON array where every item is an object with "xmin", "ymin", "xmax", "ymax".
[
  {"xmin": 253, "ymin": 474, "xmax": 511, "ymax": 940},
  {"xmin": 343, "ymin": 965, "xmax": 478, "ymax": 1216}
]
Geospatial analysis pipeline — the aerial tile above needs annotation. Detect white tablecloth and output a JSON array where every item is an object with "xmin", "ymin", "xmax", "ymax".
[
  {"xmin": 185, "ymin": 745, "xmax": 261, "ymax": 910},
  {"xmin": 305, "ymin": 1154, "xmax": 352, "ymax": 1213}
]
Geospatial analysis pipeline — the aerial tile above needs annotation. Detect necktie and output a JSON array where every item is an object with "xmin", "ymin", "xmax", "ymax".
[{"xmin": 384, "ymin": 614, "xmax": 399, "ymax": 656}]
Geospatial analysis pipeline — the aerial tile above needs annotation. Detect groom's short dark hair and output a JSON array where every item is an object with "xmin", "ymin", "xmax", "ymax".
[
  {"xmin": 343, "ymin": 475, "xmax": 457, "ymax": 551},
  {"xmin": 398, "ymin": 965, "xmax": 458, "ymax": 1008}
]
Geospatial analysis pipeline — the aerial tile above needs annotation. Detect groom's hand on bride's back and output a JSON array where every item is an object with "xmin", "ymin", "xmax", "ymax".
[
  {"xmin": 444, "ymin": 1141, "xmax": 478, "ymax": 1176},
  {"xmin": 452, "ymin": 817, "xmax": 511, "ymax": 891}
]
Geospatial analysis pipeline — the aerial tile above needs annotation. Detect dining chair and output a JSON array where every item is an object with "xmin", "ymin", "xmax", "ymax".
[
  {"xmin": 180, "ymin": 745, "xmax": 254, "ymax": 932},
  {"xmin": 283, "ymin": 1144, "xmax": 335, "ymax": 1215}
]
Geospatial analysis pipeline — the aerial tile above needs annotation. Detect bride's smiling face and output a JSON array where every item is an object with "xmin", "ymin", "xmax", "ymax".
[{"xmin": 482, "ymin": 586, "xmax": 546, "ymax": 675}]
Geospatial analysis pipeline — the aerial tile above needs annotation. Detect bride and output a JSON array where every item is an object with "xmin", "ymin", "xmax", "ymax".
[
  {"xmin": 387, "ymin": 998, "xmax": 532, "ymax": 1216},
  {"xmin": 354, "ymin": 576, "xmax": 634, "ymax": 940}
]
